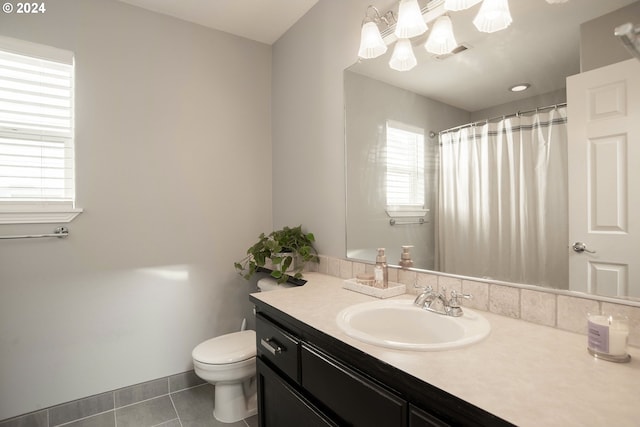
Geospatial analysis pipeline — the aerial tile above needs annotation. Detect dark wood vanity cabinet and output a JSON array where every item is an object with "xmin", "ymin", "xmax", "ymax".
[
  {"xmin": 257, "ymin": 358, "xmax": 337, "ymax": 426},
  {"xmin": 409, "ymin": 405, "xmax": 451, "ymax": 427},
  {"xmin": 253, "ymin": 299, "xmax": 513, "ymax": 427},
  {"xmin": 301, "ymin": 344, "xmax": 407, "ymax": 426}
]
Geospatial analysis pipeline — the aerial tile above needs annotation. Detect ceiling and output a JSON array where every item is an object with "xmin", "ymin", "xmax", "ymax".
[
  {"xmin": 116, "ymin": 0, "xmax": 636, "ymax": 111},
  {"xmin": 118, "ymin": 0, "xmax": 319, "ymax": 45},
  {"xmin": 348, "ymin": 0, "xmax": 636, "ymax": 112}
]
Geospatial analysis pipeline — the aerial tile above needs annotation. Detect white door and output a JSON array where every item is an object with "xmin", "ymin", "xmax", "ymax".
[{"xmin": 567, "ymin": 58, "xmax": 640, "ymax": 297}]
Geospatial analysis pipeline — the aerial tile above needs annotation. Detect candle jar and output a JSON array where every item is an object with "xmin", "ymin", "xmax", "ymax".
[{"xmin": 587, "ymin": 313, "xmax": 631, "ymax": 363}]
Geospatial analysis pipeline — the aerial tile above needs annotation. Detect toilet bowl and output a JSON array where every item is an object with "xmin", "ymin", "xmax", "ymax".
[
  {"xmin": 192, "ymin": 277, "xmax": 293, "ymax": 423},
  {"xmin": 192, "ymin": 330, "xmax": 257, "ymax": 423}
]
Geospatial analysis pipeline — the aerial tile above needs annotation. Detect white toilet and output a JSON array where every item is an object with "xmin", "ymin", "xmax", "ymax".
[{"xmin": 192, "ymin": 277, "xmax": 293, "ymax": 423}]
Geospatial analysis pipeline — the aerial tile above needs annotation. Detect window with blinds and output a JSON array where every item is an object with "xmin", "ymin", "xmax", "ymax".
[
  {"xmin": 385, "ymin": 121, "xmax": 425, "ymax": 210},
  {"xmin": 0, "ymin": 37, "xmax": 80, "ymax": 224}
]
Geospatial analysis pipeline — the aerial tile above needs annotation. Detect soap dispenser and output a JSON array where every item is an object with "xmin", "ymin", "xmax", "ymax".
[
  {"xmin": 399, "ymin": 245, "xmax": 414, "ymax": 268},
  {"xmin": 374, "ymin": 248, "xmax": 388, "ymax": 289}
]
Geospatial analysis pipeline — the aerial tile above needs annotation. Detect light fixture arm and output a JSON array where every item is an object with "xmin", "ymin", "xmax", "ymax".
[{"xmin": 362, "ymin": 5, "xmax": 396, "ymax": 28}]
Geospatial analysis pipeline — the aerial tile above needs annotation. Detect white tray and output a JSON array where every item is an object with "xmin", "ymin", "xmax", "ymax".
[{"xmin": 342, "ymin": 279, "xmax": 406, "ymax": 299}]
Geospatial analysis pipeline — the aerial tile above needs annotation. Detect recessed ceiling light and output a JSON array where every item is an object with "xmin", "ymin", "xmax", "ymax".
[{"xmin": 509, "ymin": 83, "xmax": 531, "ymax": 92}]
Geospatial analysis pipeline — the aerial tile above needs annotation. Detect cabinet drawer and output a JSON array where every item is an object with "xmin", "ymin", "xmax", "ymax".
[
  {"xmin": 256, "ymin": 313, "xmax": 299, "ymax": 383},
  {"xmin": 301, "ymin": 344, "xmax": 407, "ymax": 427},
  {"xmin": 410, "ymin": 405, "xmax": 451, "ymax": 427}
]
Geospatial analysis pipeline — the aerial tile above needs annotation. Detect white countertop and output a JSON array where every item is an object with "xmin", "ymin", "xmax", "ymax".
[{"xmin": 251, "ymin": 272, "xmax": 640, "ymax": 427}]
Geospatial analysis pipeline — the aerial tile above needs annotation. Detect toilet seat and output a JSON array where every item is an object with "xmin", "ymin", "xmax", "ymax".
[{"xmin": 192, "ymin": 330, "xmax": 256, "ymax": 365}]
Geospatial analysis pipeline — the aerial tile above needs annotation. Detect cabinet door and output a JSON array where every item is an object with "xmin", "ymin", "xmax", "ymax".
[
  {"xmin": 257, "ymin": 358, "xmax": 337, "ymax": 427},
  {"xmin": 301, "ymin": 344, "xmax": 407, "ymax": 427},
  {"xmin": 410, "ymin": 405, "xmax": 451, "ymax": 427}
]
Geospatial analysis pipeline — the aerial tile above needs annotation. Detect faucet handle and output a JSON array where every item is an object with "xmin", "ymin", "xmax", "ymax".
[
  {"xmin": 413, "ymin": 284, "xmax": 433, "ymax": 292},
  {"xmin": 449, "ymin": 290, "xmax": 472, "ymax": 306}
]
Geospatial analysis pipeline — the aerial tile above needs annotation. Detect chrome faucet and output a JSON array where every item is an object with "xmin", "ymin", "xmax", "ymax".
[
  {"xmin": 413, "ymin": 285, "xmax": 434, "ymax": 307},
  {"xmin": 413, "ymin": 286, "xmax": 472, "ymax": 317}
]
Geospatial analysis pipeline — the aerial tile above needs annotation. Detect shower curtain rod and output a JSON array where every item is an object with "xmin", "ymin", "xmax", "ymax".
[{"xmin": 438, "ymin": 102, "xmax": 567, "ymax": 135}]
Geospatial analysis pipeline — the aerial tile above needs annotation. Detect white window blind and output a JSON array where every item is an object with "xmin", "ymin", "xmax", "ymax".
[
  {"xmin": 0, "ymin": 37, "xmax": 79, "ymax": 223},
  {"xmin": 386, "ymin": 121, "xmax": 425, "ymax": 209}
]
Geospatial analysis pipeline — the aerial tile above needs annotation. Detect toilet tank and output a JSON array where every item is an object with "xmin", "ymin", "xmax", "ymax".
[{"xmin": 257, "ymin": 277, "xmax": 295, "ymax": 292}]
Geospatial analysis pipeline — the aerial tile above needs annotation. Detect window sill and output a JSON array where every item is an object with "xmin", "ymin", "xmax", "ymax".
[{"xmin": 0, "ymin": 206, "xmax": 83, "ymax": 224}]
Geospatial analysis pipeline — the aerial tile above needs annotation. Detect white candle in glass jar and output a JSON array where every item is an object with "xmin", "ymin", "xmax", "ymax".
[{"xmin": 608, "ymin": 318, "xmax": 629, "ymax": 356}]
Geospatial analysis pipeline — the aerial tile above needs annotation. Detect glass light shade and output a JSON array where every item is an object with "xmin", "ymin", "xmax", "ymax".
[
  {"xmin": 394, "ymin": 0, "xmax": 428, "ymax": 39},
  {"xmin": 358, "ymin": 21, "xmax": 388, "ymax": 59},
  {"xmin": 425, "ymin": 15, "xmax": 458, "ymax": 54},
  {"xmin": 389, "ymin": 39, "xmax": 417, "ymax": 71},
  {"xmin": 546, "ymin": 0, "xmax": 569, "ymax": 3},
  {"xmin": 443, "ymin": 0, "xmax": 482, "ymax": 11},
  {"xmin": 473, "ymin": 0, "xmax": 512, "ymax": 33}
]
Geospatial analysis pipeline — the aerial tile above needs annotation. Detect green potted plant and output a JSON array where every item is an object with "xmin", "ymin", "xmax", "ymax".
[{"xmin": 235, "ymin": 225, "xmax": 319, "ymax": 284}]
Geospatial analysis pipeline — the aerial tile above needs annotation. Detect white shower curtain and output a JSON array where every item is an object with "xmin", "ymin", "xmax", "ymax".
[{"xmin": 437, "ymin": 107, "xmax": 568, "ymax": 288}]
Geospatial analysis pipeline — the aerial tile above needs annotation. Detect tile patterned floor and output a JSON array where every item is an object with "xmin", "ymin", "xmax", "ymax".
[
  {"xmin": 0, "ymin": 384, "xmax": 258, "ymax": 427},
  {"xmin": 108, "ymin": 383, "xmax": 258, "ymax": 427}
]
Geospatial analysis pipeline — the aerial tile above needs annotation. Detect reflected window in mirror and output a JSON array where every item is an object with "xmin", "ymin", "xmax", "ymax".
[{"xmin": 385, "ymin": 120, "xmax": 425, "ymax": 215}]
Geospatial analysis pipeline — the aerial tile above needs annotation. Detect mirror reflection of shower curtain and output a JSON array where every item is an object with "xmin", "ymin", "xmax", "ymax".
[{"xmin": 437, "ymin": 107, "xmax": 568, "ymax": 288}]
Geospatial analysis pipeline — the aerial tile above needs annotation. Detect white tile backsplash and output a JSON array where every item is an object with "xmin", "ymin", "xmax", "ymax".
[
  {"xmin": 462, "ymin": 280, "xmax": 489, "ymax": 311},
  {"xmin": 328, "ymin": 257, "xmax": 341, "ymax": 277},
  {"xmin": 557, "ymin": 295, "xmax": 599, "ymax": 335},
  {"xmin": 397, "ymin": 269, "xmax": 417, "ymax": 286},
  {"xmin": 339, "ymin": 259, "xmax": 353, "ymax": 279},
  {"xmin": 489, "ymin": 285, "xmax": 521, "ymax": 318},
  {"xmin": 520, "ymin": 289, "xmax": 556, "ymax": 327},
  {"xmin": 320, "ymin": 255, "xmax": 640, "ymax": 344}
]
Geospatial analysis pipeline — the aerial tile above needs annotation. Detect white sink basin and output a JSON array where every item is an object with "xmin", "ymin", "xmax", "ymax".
[{"xmin": 336, "ymin": 299, "xmax": 490, "ymax": 351}]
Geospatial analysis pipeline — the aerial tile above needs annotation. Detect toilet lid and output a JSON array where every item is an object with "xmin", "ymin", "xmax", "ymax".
[{"xmin": 192, "ymin": 330, "xmax": 256, "ymax": 365}]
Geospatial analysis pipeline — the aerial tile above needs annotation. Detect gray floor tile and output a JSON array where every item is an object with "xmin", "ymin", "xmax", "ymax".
[
  {"xmin": 169, "ymin": 371, "xmax": 205, "ymax": 393},
  {"xmin": 170, "ymin": 385, "xmax": 214, "ymax": 427},
  {"xmin": 49, "ymin": 392, "xmax": 114, "ymax": 426},
  {"xmin": 115, "ymin": 396, "xmax": 177, "ymax": 427},
  {"xmin": 151, "ymin": 419, "xmax": 181, "ymax": 427},
  {"xmin": 171, "ymin": 384, "xmax": 245, "ymax": 427},
  {"xmin": 115, "ymin": 378, "xmax": 168, "ymax": 408},
  {"xmin": 63, "ymin": 412, "xmax": 115, "ymax": 427},
  {"xmin": 243, "ymin": 414, "xmax": 258, "ymax": 427},
  {"xmin": 0, "ymin": 411, "xmax": 47, "ymax": 427}
]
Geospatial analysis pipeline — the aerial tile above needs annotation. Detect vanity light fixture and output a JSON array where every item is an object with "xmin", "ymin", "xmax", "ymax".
[
  {"xmin": 444, "ymin": 0, "xmax": 482, "ymax": 11},
  {"xmin": 425, "ymin": 15, "xmax": 457, "ymax": 54},
  {"xmin": 389, "ymin": 38, "xmax": 418, "ymax": 71},
  {"xmin": 545, "ymin": 0, "xmax": 569, "ymax": 3},
  {"xmin": 509, "ymin": 83, "xmax": 531, "ymax": 92},
  {"xmin": 395, "ymin": 0, "xmax": 428, "ymax": 39},
  {"xmin": 473, "ymin": 0, "xmax": 513, "ymax": 33},
  {"xmin": 358, "ymin": 0, "xmax": 527, "ymax": 70},
  {"xmin": 357, "ymin": 6, "xmax": 396, "ymax": 59}
]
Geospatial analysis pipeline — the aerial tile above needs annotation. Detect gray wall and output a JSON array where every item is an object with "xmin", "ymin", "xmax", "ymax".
[
  {"xmin": 0, "ymin": 0, "xmax": 271, "ymax": 420},
  {"xmin": 271, "ymin": 0, "xmax": 370, "ymax": 258},
  {"xmin": 580, "ymin": 1, "xmax": 640, "ymax": 72}
]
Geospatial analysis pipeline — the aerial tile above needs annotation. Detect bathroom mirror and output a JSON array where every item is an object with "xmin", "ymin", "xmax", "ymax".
[{"xmin": 345, "ymin": 0, "xmax": 639, "ymax": 299}]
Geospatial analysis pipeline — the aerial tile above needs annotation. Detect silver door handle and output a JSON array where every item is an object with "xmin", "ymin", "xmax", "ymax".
[{"xmin": 572, "ymin": 242, "xmax": 596, "ymax": 254}]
